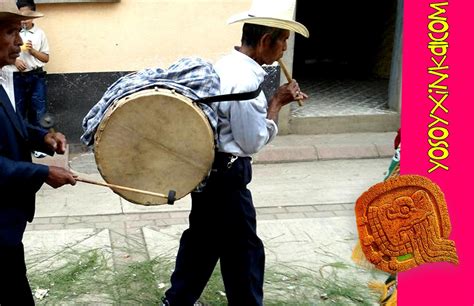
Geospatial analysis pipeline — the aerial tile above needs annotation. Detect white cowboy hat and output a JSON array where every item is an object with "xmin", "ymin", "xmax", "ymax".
[
  {"xmin": 0, "ymin": 0, "xmax": 43, "ymax": 21},
  {"xmin": 227, "ymin": 0, "xmax": 309, "ymax": 38}
]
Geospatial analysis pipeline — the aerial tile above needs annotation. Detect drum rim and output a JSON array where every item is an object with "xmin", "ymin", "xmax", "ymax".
[{"xmin": 94, "ymin": 88, "xmax": 215, "ymax": 205}]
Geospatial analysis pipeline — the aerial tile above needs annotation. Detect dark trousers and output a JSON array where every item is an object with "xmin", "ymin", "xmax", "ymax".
[
  {"xmin": 164, "ymin": 153, "xmax": 265, "ymax": 306},
  {"xmin": 13, "ymin": 70, "xmax": 47, "ymax": 127},
  {"xmin": 0, "ymin": 243, "xmax": 35, "ymax": 305}
]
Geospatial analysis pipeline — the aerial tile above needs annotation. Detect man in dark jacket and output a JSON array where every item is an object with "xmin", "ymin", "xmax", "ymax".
[{"xmin": 0, "ymin": 1, "xmax": 76, "ymax": 304}]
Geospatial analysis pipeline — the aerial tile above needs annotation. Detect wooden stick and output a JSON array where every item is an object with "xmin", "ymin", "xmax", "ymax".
[
  {"xmin": 278, "ymin": 59, "xmax": 303, "ymax": 107},
  {"xmin": 75, "ymin": 177, "xmax": 168, "ymax": 199}
]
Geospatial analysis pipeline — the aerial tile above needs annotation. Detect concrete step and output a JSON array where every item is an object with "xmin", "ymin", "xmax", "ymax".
[
  {"xmin": 253, "ymin": 132, "xmax": 396, "ymax": 163},
  {"xmin": 288, "ymin": 113, "xmax": 400, "ymax": 134}
]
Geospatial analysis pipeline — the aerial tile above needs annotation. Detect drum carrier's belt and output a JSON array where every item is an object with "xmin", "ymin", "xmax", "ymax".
[
  {"xmin": 14, "ymin": 67, "xmax": 44, "ymax": 75},
  {"xmin": 213, "ymin": 152, "xmax": 251, "ymax": 170}
]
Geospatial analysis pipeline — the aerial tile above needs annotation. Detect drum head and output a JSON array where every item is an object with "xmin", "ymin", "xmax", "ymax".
[{"xmin": 94, "ymin": 88, "xmax": 215, "ymax": 205}]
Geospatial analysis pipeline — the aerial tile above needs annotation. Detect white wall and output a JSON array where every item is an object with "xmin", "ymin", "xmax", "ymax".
[{"xmin": 37, "ymin": 0, "xmax": 251, "ymax": 73}]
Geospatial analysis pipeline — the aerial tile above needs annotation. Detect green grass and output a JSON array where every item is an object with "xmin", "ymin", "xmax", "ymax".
[
  {"xmin": 264, "ymin": 262, "xmax": 378, "ymax": 306},
  {"xmin": 28, "ymin": 249, "xmax": 114, "ymax": 303},
  {"xmin": 28, "ymin": 249, "xmax": 379, "ymax": 305}
]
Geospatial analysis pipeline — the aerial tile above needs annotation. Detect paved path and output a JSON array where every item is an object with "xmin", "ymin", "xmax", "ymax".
[{"xmin": 24, "ymin": 133, "xmax": 395, "ymax": 304}]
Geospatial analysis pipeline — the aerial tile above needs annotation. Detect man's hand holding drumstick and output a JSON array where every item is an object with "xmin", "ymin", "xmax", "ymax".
[
  {"xmin": 267, "ymin": 59, "xmax": 308, "ymax": 121},
  {"xmin": 38, "ymin": 114, "xmax": 77, "ymax": 188}
]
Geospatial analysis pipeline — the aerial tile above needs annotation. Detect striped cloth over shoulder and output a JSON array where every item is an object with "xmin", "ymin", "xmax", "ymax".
[{"xmin": 80, "ymin": 57, "xmax": 220, "ymax": 146}]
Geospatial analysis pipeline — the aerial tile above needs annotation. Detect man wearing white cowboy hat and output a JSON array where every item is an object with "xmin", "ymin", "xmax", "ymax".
[
  {"xmin": 0, "ymin": 1, "xmax": 76, "ymax": 304},
  {"xmin": 163, "ymin": 0, "xmax": 309, "ymax": 305}
]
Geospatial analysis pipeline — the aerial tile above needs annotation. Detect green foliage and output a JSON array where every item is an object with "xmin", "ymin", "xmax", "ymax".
[{"xmin": 29, "ymin": 251, "xmax": 378, "ymax": 305}]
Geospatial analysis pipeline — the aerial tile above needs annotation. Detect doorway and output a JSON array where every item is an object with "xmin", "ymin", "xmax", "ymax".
[{"xmin": 291, "ymin": 0, "xmax": 401, "ymax": 133}]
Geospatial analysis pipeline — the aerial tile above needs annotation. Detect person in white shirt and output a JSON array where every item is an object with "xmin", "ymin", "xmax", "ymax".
[
  {"xmin": 163, "ymin": 0, "xmax": 309, "ymax": 305},
  {"xmin": 12, "ymin": 1, "xmax": 49, "ymax": 129}
]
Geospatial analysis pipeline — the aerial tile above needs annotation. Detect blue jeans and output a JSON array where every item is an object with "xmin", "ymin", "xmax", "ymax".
[{"xmin": 13, "ymin": 70, "xmax": 47, "ymax": 127}]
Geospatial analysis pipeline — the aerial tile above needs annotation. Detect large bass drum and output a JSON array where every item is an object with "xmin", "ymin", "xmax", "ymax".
[{"xmin": 93, "ymin": 88, "xmax": 215, "ymax": 205}]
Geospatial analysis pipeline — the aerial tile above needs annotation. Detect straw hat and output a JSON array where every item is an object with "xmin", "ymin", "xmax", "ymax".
[
  {"xmin": 228, "ymin": 0, "xmax": 309, "ymax": 38},
  {"xmin": 0, "ymin": 0, "xmax": 43, "ymax": 21}
]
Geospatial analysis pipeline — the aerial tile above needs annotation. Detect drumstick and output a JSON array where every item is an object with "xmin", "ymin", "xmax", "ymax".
[
  {"xmin": 278, "ymin": 59, "xmax": 304, "ymax": 107},
  {"xmin": 75, "ymin": 177, "xmax": 168, "ymax": 199}
]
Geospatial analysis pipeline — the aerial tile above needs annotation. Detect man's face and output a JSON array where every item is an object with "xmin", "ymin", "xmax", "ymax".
[
  {"xmin": 0, "ymin": 20, "xmax": 23, "ymax": 67},
  {"xmin": 261, "ymin": 30, "xmax": 290, "ymax": 65}
]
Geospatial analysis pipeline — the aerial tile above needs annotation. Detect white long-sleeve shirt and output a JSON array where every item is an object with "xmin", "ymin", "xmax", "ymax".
[
  {"xmin": 212, "ymin": 49, "xmax": 278, "ymax": 156},
  {"xmin": 0, "ymin": 68, "xmax": 16, "ymax": 111}
]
